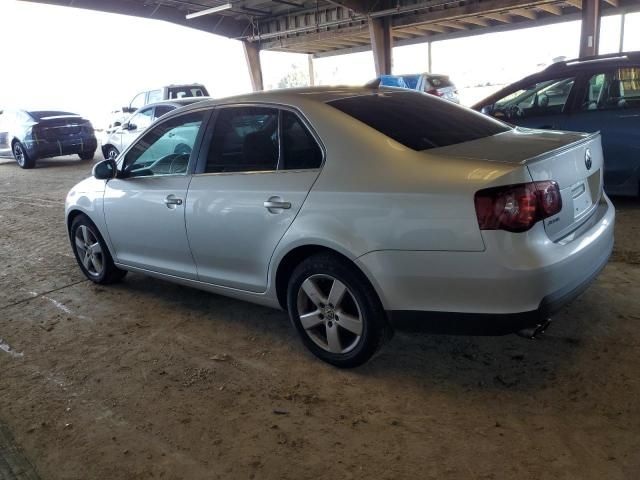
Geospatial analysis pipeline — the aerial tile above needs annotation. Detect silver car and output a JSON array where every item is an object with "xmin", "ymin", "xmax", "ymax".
[
  {"xmin": 65, "ymin": 87, "xmax": 615, "ymax": 367},
  {"xmin": 101, "ymin": 98, "xmax": 207, "ymax": 161}
]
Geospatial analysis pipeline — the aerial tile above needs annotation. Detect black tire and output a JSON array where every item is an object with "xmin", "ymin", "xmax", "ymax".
[
  {"xmin": 103, "ymin": 145, "xmax": 119, "ymax": 161},
  {"xmin": 13, "ymin": 141, "xmax": 35, "ymax": 169},
  {"xmin": 287, "ymin": 253, "xmax": 391, "ymax": 368},
  {"xmin": 70, "ymin": 214, "xmax": 127, "ymax": 284},
  {"xmin": 78, "ymin": 150, "xmax": 95, "ymax": 161}
]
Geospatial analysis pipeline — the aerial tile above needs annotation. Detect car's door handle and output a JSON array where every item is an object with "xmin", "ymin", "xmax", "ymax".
[
  {"xmin": 264, "ymin": 197, "xmax": 291, "ymax": 211},
  {"xmin": 164, "ymin": 195, "xmax": 183, "ymax": 207}
]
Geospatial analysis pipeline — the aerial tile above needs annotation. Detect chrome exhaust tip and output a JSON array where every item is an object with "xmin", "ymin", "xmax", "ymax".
[{"xmin": 517, "ymin": 318, "xmax": 552, "ymax": 339}]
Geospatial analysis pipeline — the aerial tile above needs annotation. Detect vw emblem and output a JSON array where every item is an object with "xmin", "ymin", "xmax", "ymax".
[{"xmin": 585, "ymin": 148, "xmax": 592, "ymax": 170}]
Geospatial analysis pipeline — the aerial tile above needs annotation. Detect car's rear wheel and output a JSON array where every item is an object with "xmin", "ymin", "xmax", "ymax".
[
  {"xmin": 287, "ymin": 253, "xmax": 391, "ymax": 368},
  {"xmin": 13, "ymin": 142, "xmax": 35, "ymax": 169},
  {"xmin": 70, "ymin": 214, "xmax": 127, "ymax": 284},
  {"xmin": 78, "ymin": 150, "xmax": 95, "ymax": 161}
]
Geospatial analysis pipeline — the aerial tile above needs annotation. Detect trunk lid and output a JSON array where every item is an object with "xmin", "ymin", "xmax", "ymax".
[
  {"xmin": 37, "ymin": 115, "xmax": 89, "ymax": 140},
  {"xmin": 434, "ymin": 127, "xmax": 604, "ymax": 241}
]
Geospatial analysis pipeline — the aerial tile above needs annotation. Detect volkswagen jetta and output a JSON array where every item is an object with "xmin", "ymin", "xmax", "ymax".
[{"xmin": 65, "ymin": 87, "xmax": 615, "ymax": 367}]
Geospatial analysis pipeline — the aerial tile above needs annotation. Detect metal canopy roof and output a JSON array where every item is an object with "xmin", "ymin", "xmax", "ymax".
[{"xmin": 21, "ymin": 0, "xmax": 640, "ymax": 56}]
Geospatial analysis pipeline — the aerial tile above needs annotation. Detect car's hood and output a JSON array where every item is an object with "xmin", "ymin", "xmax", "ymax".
[{"xmin": 432, "ymin": 127, "xmax": 592, "ymax": 165}]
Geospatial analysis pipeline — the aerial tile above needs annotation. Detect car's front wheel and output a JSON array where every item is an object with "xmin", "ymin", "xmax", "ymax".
[
  {"xmin": 287, "ymin": 253, "xmax": 391, "ymax": 368},
  {"xmin": 13, "ymin": 142, "xmax": 35, "ymax": 169},
  {"xmin": 70, "ymin": 214, "xmax": 127, "ymax": 284}
]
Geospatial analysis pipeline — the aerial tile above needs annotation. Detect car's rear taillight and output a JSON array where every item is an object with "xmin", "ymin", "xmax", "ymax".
[{"xmin": 474, "ymin": 181, "xmax": 562, "ymax": 233}]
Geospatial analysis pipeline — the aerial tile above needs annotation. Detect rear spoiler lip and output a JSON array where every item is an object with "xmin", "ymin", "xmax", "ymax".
[{"xmin": 516, "ymin": 129, "xmax": 601, "ymax": 166}]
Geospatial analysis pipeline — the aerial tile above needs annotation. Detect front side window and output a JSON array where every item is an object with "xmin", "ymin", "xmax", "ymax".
[
  {"xmin": 581, "ymin": 67, "xmax": 640, "ymax": 111},
  {"xmin": 329, "ymin": 91, "xmax": 509, "ymax": 151},
  {"xmin": 123, "ymin": 111, "xmax": 205, "ymax": 178},
  {"xmin": 492, "ymin": 77, "xmax": 575, "ymax": 120},
  {"xmin": 205, "ymin": 107, "xmax": 279, "ymax": 173},
  {"xmin": 128, "ymin": 108, "xmax": 153, "ymax": 132}
]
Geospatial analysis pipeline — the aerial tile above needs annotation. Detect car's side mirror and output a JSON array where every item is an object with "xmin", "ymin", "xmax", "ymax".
[
  {"xmin": 113, "ymin": 121, "xmax": 122, "ymax": 128},
  {"xmin": 480, "ymin": 104, "xmax": 494, "ymax": 116},
  {"xmin": 92, "ymin": 159, "xmax": 117, "ymax": 180},
  {"xmin": 122, "ymin": 106, "xmax": 134, "ymax": 113}
]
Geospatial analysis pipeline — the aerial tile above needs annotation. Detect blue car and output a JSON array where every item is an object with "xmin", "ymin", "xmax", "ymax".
[
  {"xmin": 376, "ymin": 73, "xmax": 460, "ymax": 103},
  {"xmin": 473, "ymin": 52, "xmax": 640, "ymax": 196}
]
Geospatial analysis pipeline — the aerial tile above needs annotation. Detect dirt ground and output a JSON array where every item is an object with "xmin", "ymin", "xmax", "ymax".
[{"xmin": 0, "ymin": 152, "xmax": 639, "ymax": 480}]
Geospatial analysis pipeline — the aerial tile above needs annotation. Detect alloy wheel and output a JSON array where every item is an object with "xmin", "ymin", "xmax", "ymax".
[
  {"xmin": 296, "ymin": 274, "xmax": 364, "ymax": 354},
  {"xmin": 14, "ymin": 144, "xmax": 24, "ymax": 167},
  {"xmin": 74, "ymin": 225, "xmax": 104, "ymax": 277}
]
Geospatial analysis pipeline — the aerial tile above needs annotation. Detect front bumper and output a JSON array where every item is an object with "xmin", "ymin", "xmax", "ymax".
[
  {"xmin": 356, "ymin": 194, "xmax": 615, "ymax": 333},
  {"xmin": 26, "ymin": 136, "xmax": 97, "ymax": 159}
]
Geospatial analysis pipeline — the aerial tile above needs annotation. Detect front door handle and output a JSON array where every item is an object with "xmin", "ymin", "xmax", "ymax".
[
  {"xmin": 164, "ymin": 195, "xmax": 183, "ymax": 208},
  {"xmin": 264, "ymin": 196, "xmax": 291, "ymax": 212}
]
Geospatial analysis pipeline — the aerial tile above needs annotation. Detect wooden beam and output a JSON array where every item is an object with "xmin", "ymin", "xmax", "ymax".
[
  {"xmin": 604, "ymin": 0, "xmax": 619, "ymax": 6},
  {"xmin": 510, "ymin": 8, "xmax": 537, "ymax": 20},
  {"xmin": 565, "ymin": 0, "xmax": 582, "ymax": 9},
  {"xmin": 483, "ymin": 12, "xmax": 513, "ymax": 23},
  {"xmin": 537, "ymin": 4, "xmax": 563, "ymax": 15},
  {"xmin": 416, "ymin": 24, "xmax": 450, "ymax": 33},
  {"xmin": 458, "ymin": 17, "xmax": 490, "ymax": 27},
  {"xmin": 437, "ymin": 20, "xmax": 469, "ymax": 30}
]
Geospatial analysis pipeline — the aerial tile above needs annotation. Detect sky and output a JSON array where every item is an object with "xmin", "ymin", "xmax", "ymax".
[{"xmin": 1, "ymin": 0, "xmax": 639, "ymax": 127}]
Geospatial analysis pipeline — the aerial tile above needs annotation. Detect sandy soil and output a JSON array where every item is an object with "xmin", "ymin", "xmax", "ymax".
[{"xmin": 0, "ymin": 153, "xmax": 639, "ymax": 480}]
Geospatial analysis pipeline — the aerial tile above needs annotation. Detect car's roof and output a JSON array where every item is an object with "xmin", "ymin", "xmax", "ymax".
[
  {"xmin": 143, "ymin": 97, "xmax": 210, "ymax": 109},
  {"xmin": 543, "ymin": 51, "xmax": 640, "ymax": 74},
  {"xmin": 179, "ymin": 86, "xmax": 392, "ymax": 108}
]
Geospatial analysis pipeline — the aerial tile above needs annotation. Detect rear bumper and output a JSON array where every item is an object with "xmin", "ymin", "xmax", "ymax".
[
  {"xmin": 357, "ymin": 194, "xmax": 615, "ymax": 333},
  {"xmin": 26, "ymin": 136, "xmax": 97, "ymax": 159}
]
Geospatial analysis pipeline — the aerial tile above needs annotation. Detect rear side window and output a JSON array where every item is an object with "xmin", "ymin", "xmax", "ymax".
[
  {"xmin": 280, "ymin": 111, "xmax": 323, "ymax": 170},
  {"xmin": 205, "ymin": 107, "xmax": 279, "ymax": 173},
  {"xmin": 328, "ymin": 91, "xmax": 509, "ymax": 151},
  {"xmin": 581, "ymin": 68, "xmax": 640, "ymax": 110}
]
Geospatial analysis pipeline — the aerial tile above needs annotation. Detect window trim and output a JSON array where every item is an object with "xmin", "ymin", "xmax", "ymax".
[
  {"xmin": 116, "ymin": 107, "xmax": 214, "ymax": 180},
  {"xmin": 192, "ymin": 102, "xmax": 326, "ymax": 177}
]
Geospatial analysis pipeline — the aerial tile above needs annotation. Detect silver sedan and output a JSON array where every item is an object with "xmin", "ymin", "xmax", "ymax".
[{"xmin": 65, "ymin": 87, "xmax": 615, "ymax": 367}]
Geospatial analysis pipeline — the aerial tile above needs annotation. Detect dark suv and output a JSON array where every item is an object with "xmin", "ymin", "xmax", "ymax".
[
  {"xmin": 0, "ymin": 109, "xmax": 97, "ymax": 169},
  {"xmin": 473, "ymin": 52, "xmax": 640, "ymax": 196}
]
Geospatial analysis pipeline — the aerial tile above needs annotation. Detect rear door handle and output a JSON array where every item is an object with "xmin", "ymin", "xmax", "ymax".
[{"xmin": 264, "ymin": 196, "xmax": 291, "ymax": 212}]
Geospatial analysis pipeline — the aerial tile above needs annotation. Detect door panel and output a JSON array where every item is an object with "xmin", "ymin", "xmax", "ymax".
[
  {"xmin": 104, "ymin": 176, "xmax": 196, "ymax": 278},
  {"xmin": 559, "ymin": 68, "xmax": 640, "ymax": 191},
  {"xmin": 186, "ymin": 171, "xmax": 318, "ymax": 291},
  {"xmin": 103, "ymin": 109, "xmax": 208, "ymax": 278}
]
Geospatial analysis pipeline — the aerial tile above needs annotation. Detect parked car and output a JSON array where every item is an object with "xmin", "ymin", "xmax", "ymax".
[
  {"xmin": 106, "ymin": 83, "xmax": 210, "ymax": 134},
  {"xmin": 0, "ymin": 109, "xmax": 96, "ymax": 169},
  {"xmin": 375, "ymin": 73, "xmax": 460, "ymax": 103},
  {"xmin": 66, "ymin": 87, "xmax": 614, "ymax": 367},
  {"xmin": 101, "ymin": 98, "xmax": 208, "ymax": 161},
  {"xmin": 472, "ymin": 52, "xmax": 640, "ymax": 196}
]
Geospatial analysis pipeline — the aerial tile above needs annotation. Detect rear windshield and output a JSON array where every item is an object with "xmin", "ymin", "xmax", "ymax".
[
  {"xmin": 168, "ymin": 87, "xmax": 208, "ymax": 99},
  {"xmin": 328, "ymin": 91, "xmax": 509, "ymax": 151},
  {"xmin": 28, "ymin": 111, "xmax": 77, "ymax": 119}
]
